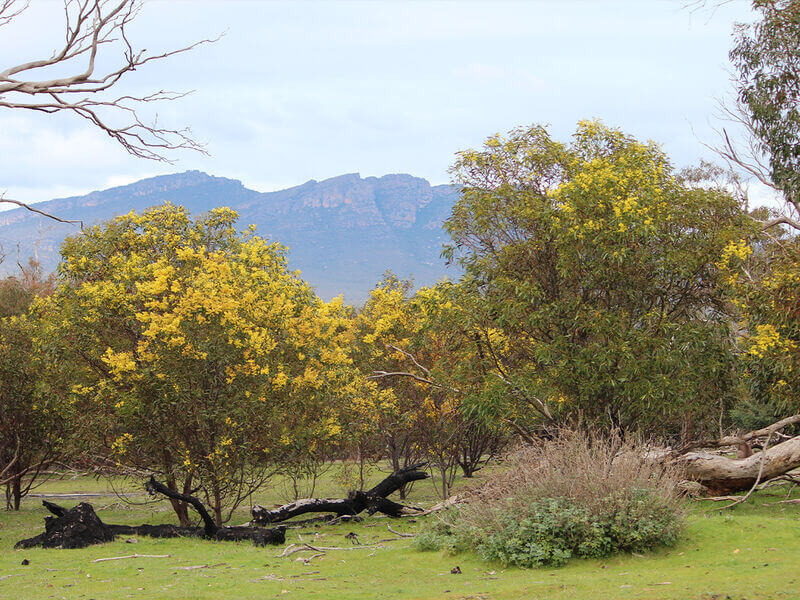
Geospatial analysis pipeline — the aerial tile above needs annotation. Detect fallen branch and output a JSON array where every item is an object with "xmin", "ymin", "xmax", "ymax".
[
  {"xmin": 295, "ymin": 542, "xmax": 383, "ymax": 552},
  {"xmin": 299, "ymin": 553, "xmax": 326, "ymax": 564},
  {"xmin": 671, "ymin": 415, "xmax": 800, "ymax": 495},
  {"xmin": 92, "ymin": 553, "xmax": 171, "ymax": 563},
  {"xmin": 718, "ymin": 431, "xmax": 775, "ymax": 509},
  {"xmin": 252, "ymin": 464, "xmax": 428, "ymax": 525},
  {"xmin": 387, "ymin": 525, "xmax": 414, "ymax": 538}
]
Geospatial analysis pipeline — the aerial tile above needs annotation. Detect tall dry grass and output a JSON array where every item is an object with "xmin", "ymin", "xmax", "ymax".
[{"xmin": 416, "ymin": 430, "xmax": 687, "ymax": 566}]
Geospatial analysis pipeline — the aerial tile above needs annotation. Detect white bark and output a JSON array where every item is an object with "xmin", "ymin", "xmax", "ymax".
[{"xmin": 678, "ymin": 435, "xmax": 800, "ymax": 494}]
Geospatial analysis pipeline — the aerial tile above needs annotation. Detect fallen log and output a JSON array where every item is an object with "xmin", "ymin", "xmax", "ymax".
[
  {"xmin": 16, "ymin": 479, "xmax": 287, "ymax": 550},
  {"xmin": 677, "ymin": 435, "xmax": 800, "ymax": 495},
  {"xmin": 251, "ymin": 463, "xmax": 428, "ymax": 525}
]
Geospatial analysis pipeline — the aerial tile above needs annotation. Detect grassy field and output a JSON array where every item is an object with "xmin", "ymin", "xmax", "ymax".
[{"xmin": 1, "ymin": 467, "xmax": 800, "ymax": 600}]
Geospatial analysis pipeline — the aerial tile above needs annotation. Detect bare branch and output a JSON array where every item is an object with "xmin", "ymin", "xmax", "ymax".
[
  {"xmin": 0, "ymin": 0, "xmax": 28, "ymax": 28},
  {"xmin": 367, "ymin": 370, "xmax": 460, "ymax": 394},
  {"xmin": 761, "ymin": 215, "xmax": 800, "ymax": 232},
  {"xmin": 386, "ymin": 344, "xmax": 431, "ymax": 377},
  {"xmin": 679, "ymin": 414, "xmax": 800, "ymax": 453},
  {"xmin": 0, "ymin": 0, "xmax": 218, "ymax": 162},
  {"xmin": 0, "ymin": 193, "xmax": 83, "ymax": 229},
  {"xmin": 0, "ymin": 436, "xmax": 21, "ymax": 483}
]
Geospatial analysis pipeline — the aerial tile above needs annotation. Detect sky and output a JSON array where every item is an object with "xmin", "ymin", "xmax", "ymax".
[{"xmin": 0, "ymin": 0, "xmax": 768, "ymax": 206}]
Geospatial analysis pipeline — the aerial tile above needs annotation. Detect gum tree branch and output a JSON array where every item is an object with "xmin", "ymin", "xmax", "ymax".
[{"xmin": 0, "ymin": 0, "xmax": 219, "ymax": 162}]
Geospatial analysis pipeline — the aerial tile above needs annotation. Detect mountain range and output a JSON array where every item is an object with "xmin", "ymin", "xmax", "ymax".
[{"xmin": 0, "ymin": 171, "xmax": 461, "ymax": 302}]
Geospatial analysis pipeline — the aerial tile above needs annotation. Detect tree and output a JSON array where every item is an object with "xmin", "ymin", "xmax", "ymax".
[
  {"xmin": 443, "ymin": 121, "xmax": 755, "ymax": 438},
  {"xmin": 717, "ymin": 0, "xmax": 800, "ymax": 228},
  {"xmin": 0, "ymin": 264, "xmax": 69, "ymax": 510},
  {"xmin": 707, "ymin": 0, "xmax": 800, "ymax": 443},
  {"xmin": 356, "ymin": 276, "xmax": 508, "ymax": 497},
  {"xmin": 40, "ymin": 204, "xmax": 357, "ymax": 525}
]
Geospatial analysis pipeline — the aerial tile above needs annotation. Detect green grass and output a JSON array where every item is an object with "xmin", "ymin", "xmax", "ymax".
[{"xmin": 2, "ymin": 469, "xmax": 800, "ymax": 600}]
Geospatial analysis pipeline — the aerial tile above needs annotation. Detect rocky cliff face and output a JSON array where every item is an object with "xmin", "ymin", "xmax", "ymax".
[{"xmin": 0, "ymin": 171, "xmax": 460, "ymax": 302}]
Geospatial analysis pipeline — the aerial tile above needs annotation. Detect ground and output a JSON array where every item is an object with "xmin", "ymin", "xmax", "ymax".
[{"xmin": 1, "ymin": 467, "xmax": 799, "ymax": 600}]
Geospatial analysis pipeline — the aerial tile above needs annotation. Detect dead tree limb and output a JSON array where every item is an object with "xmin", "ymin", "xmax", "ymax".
[
  {"xmin": 679, "ymin": 414, "xmax": 800, "ymax": 453},
  {"xmin": 16, "ymin": 498, "xmax": 286, "ymax": 549},
  {"xmin": 717, "ymin": 431, "xmax": 775, "ymax": 510},
  {"xmin": 669, "ymin": 417, "xmax": 800, "ymax": 495},
  {"xmin": 0, "ymin": 0, "xmax": 217, "ymax": 161},
  {"xmin": 145, "ymin": 476, "xmax": 216, "ymax": 537},
  {"xmin": 0, "ymin": 195, "xmax": 84, "ymax": 229},
  {"xmin": 251, "ymin": 463, "xmax": 428, "ymax": 525}
]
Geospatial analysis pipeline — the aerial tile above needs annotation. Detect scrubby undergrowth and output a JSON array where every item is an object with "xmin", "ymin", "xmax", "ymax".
[{"xmin": 416, "ymin": 431, "xmax": 686, "ymax": 567}]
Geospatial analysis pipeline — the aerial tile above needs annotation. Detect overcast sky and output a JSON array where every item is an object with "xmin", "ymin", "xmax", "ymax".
[{"xmin": 0, "ymin": 0, "xmax": 763, "ymax": 206}]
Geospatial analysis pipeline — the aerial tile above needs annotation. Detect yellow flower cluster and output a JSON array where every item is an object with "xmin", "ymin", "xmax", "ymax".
[
  {"xmin": 747, "ymin": 324, "xmax": 797, "ymax": 358},
  {"xmin": 717, "ymin": 239, "xmax": 753, "ymax": 269}
]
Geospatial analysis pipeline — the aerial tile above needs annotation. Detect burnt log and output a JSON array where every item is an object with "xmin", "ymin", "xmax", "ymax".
[
  {"xmin": 15, "ymin": 502, "xmax": 115, "ymax": 549},
  {"xmin": 251, "ymin": 463, "xmax": 428, "ymax": 525},
  {"xmin": 145, "ymin": 476, "xmax": 217, "ymax": 537},
  {"xmin": 366, "ymin": 463, "xmax": 429, "ymax": 498},
  {"xmin": 16, "ymin": 496, "xmax": 286, "ymax": 550}
]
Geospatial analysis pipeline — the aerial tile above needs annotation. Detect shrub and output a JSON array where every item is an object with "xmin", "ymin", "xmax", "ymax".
[{"xmin": 415, "ymin": 431, "xmax": 685, "ymax": 567}]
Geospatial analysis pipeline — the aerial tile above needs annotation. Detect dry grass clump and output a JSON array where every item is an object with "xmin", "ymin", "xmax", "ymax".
[{"xmin": 416, "ymin": 430, "xmax": 686, "ymax": 567}]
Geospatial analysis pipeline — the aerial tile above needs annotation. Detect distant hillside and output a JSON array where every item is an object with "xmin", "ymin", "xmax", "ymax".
[{"xmin": 0, "ymin": 171, "xmax": 460, "ymax": 302}]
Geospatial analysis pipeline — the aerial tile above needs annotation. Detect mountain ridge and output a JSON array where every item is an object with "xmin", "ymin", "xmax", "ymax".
[{"xmin": 0, "ymin": 171, "xmax": 460, "ymax": 302}]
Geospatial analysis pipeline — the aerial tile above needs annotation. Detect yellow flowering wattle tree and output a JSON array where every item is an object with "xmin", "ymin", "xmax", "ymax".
[
  {"xmin": 354, "ymin": 275, "xmax": 508, "ymax": 497},
  {"xmin": 717, "ymin": 231, "xmax": 800, "ymax": 429},
  {"xmin": 41, "ymin": 204, "xmax": 357, "ymax": 525}
]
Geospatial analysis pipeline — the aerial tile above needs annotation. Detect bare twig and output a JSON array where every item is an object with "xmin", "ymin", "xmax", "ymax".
[
  {"xmin": 719, "ymin": 431, "xmax": 774, "ymax": 510},
  {"xmin": 387, "ymin": 525, "xmax": 414, "ymax": 538}
]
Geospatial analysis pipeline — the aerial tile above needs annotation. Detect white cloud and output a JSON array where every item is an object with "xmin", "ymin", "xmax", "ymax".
[{"xmin": 0, "ymin": 0, "xmax": 757, "ymax": 205}]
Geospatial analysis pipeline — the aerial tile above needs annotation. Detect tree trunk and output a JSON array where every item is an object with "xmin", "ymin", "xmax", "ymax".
[
  {"xmin": 12, "ymin": 474, "xmax": 21, "ymax": 510},
  {"xmin": 164, "ymin": 472, "xmax": 191, "ymax": 527},
  {"xmin": 5, "ymin": 471, "xmax": 22, "ymax": 511},
  {"xmin": 212, "ymin": 482, "xmax": 223, "ymax": 528}
]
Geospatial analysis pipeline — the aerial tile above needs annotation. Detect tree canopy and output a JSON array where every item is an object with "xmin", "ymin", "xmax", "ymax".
[
  {"xmin": 39, "ymin": 204, "xmax": 360, "ymax": 524},
  {"xmin": 443, "ymin": 121, "xmax": 755, "ymax": 434}
]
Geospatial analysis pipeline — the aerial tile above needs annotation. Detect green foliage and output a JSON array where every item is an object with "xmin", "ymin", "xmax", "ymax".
[
  {"xmin": 719, "ymin": 234, "xmax": 800, "ymax": 429},
  {"xmin": 417, "ymin": 492, "xmax": 683, "ymax": 569},
  {"xmin": 475, "ymin": 493, "xmax": 681, "ymax": 568},
  {"xmin": 0, "ymin": 265, "xmax": 66, "ymax": 509},
  {"xmin": 0, "ymin": 313, "xmax": 73, "ymax": 508},
  {"xmin": 443, "ymin": 120, "xmax": 754, "ymax": 435}
]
